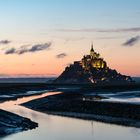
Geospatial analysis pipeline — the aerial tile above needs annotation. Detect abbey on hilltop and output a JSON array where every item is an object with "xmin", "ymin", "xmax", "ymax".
[
  {"xmin": 54, "ymin": 43, "xmax": 133, "ymax": 84},
  {"xmin": 81, "ymin": 43, "xmax": 107, "ymax": 70}
]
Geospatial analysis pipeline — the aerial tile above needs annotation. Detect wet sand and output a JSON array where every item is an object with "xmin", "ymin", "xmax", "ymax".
[
  {"xmin": 0, "ymin": 109, "xmax": 38, "ymax": 136},
  {"xmin": 22, "ymin": 92, "xmax": 140, "ymax": 128},
  {"xmin": 0, "ymin": 82, "xmax": 140, "ymax": 137},
  {"xmin": 0, "ymin": 91, "xmax": 61, "ymax": 136}
]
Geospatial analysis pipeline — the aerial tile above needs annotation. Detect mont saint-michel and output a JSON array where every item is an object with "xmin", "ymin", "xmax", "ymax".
[
  {"xmin": 55, "ymin": 44, "xmax": 133, "ymax": 85},
  {"xmin": 1, "ymin": 1, "xmax": 140, "ymax": 140}
]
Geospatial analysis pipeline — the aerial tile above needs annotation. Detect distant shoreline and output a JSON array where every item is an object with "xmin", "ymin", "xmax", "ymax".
[
  {"xmin": 0, "ymin": 76, "xmax": 138, "ymax": 82},
  {"xmin": 0, "ymin": 81, "xmax": 139, "ymax": 88}
]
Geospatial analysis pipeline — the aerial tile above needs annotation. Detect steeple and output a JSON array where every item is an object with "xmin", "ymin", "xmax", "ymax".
[
  {"xmin": 91, "ymin": 42, "xmax": 94, "ymax": 52},
  {"xmin": 90, "ymin": 42, "xmax": 94, "ymax": 58}
]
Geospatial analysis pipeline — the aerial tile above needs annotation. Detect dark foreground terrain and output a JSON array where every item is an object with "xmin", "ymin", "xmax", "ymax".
[
  {"xmin": 0, "ymin": 109, "xmax": 38, "ymax": 136},
  {"xmin": 23, "ymin": 92, "xmax": 140, "ymax": 128},
  {"xmin": 0, "ymin": 82, "xmax": 140, "ymax": 136},
  {"xmin": 0, "ymin": 82, "xmax": 140, "ymax": 103}
]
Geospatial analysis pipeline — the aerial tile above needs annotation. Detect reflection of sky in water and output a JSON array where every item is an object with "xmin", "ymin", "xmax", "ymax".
[
  {"xmin": 0, "ymin": 91, "xmax": 140, "ymax": 140},
  {"xmin": 102, "ymin": 97, "xmax": 140, "ymax": 104},
  {"xmin": 99, "ymin": 90, "xmax": 140, "ymax": 104}
]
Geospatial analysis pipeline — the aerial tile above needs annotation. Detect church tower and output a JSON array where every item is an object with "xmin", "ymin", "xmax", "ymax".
[{"xmin": 90, "ymin": 43, "xmax": 94, "ymax": 58}]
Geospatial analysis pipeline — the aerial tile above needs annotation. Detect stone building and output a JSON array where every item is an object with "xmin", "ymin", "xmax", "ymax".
[
  {"xmin": 81, "ymin": 43, "xmax": 107, "ymax": 70},
  {"xmin": 54, "ymin": 43, "xmax": 133, "ymax": 84}
]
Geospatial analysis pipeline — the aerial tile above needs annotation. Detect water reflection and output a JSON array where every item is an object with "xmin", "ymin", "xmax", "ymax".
[
  {"xmin": 0, "ymin": 91, "xmax": 140, "ymax": 140},
  {"xmin": 91, "ymin": 121, "xmax": 94, "ymax": 136},
  {"xmin": 0, "ymin": 91, "xmax": 61, "ymax": 109}
]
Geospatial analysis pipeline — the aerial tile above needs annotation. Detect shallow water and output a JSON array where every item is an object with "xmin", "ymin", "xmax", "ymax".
[
  {"xmin": 100, "ymin": 90, "xmax": 140, "ymax": 104},
  {"xmin": 0, "ymin": 91, "xmax": 140, "ymax": 140}
]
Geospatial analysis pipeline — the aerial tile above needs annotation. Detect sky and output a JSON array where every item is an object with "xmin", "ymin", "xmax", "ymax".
[{"xmin": 0, "ymin": 0, "xmax": 140, "ymax": 77}]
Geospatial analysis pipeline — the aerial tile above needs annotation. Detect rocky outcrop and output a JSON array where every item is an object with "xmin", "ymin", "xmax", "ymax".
[
  {"xmin": 54, "ymin": 61, "xmax": 133, "ymax": 85},
  {"xmin": 54, "ymin": 45, "xmax": 133, "ymax": 85}
]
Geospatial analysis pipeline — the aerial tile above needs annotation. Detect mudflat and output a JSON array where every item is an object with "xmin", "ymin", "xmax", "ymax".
[{"xmin": 0, "ymin": 109, "xmax": 38, "ymax": 136}]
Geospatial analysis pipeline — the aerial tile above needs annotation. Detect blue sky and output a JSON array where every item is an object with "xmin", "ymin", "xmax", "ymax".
[{"xmin": 0, "ymin": 0, "xmax": 140, "ymax": 31}]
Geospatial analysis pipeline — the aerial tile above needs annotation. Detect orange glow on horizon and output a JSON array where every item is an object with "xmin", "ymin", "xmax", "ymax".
[{"xmin": 0, "ymin": 40, "xmax": 139, "ymax": 77}]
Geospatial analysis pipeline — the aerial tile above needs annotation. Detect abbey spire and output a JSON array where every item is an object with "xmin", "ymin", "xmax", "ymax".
[
  {"xmin": 90, "ymin": 42, "xmax": 95, "ymax": 57},
  {"xmin": 90, "ymin": 42, "xmax": 94, "ymax": 52}
]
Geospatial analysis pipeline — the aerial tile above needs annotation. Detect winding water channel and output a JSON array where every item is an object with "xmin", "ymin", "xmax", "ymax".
[{"xmin": 0, "ymin": 91, "xmax": 140, "ymax": 140}]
